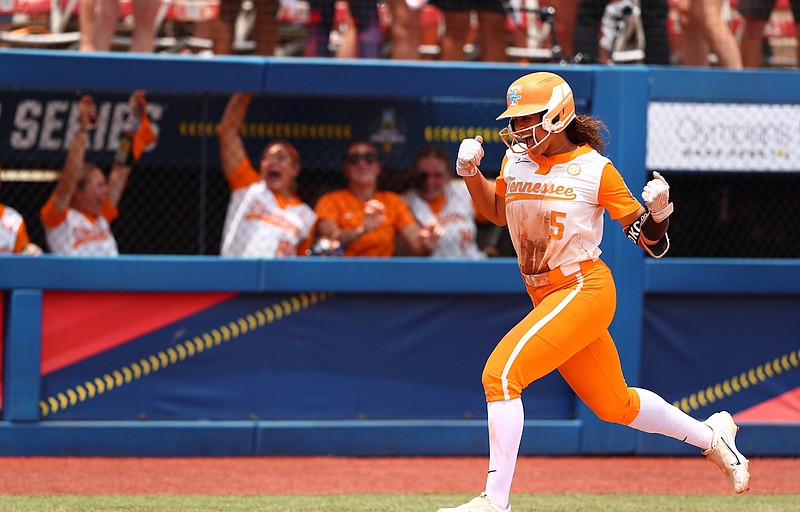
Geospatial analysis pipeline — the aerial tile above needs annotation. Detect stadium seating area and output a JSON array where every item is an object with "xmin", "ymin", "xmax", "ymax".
[{"xmin": 0, "ymin": 0, "xmax": 796, "ymax": 67}]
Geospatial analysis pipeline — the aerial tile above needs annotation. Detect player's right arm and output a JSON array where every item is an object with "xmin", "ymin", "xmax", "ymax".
[
  {"xmin": 50, "ymin": 95, "xmax": 94, "ymax": 213},
  {"xmin": 218, "ymin": 92, "xmax": 252, "ymax": 179},
  {"xmin": 458, "ymin": 136, "xmax": 506, "ymax": 226}
]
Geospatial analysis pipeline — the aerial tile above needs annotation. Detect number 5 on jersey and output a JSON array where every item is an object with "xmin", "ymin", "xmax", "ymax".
[{"xmin": 550, "ymin": 211, "xmax": 566, "ymax": 239}]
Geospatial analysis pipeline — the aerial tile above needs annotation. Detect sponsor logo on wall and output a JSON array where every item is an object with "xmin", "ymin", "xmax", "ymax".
[{"xmin": 646, "ymin": 102, "xmax": 799, "ymax": 172}]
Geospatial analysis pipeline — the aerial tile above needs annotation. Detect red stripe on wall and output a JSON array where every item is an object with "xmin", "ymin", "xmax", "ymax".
[
  {"xmin": 41, "ymin": 291, "xmax": 235, "ymax": 375},
  {"xmin": 735, "ymin": 386, "xmax": 800, "ymax": 423}
]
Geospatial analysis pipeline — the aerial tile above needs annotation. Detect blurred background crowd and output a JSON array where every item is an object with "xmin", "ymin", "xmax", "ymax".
[{"xmin": 0, "ymin": 0, "xmax": 797, "ymax": 68}]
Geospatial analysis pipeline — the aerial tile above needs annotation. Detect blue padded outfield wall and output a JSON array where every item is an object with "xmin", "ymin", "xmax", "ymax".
[{"xmin": 0, "ymin": 51, "xmax": 798, "ymax": 456}]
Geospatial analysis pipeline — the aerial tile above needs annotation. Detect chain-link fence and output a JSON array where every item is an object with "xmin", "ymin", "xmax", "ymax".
[
  {"xmin": 664, "ymin": 172, "xmax": 799, "ymax": 258},
  {"xmin": 647, "ymin": 101, "xmax": 800, "ymax": 258},
  {"xmin": 0, "ymin": 88, "xmax": 508, "ymax": 257},
  {"xmin": 1, "ymin": 85, "xmax": 797, "ymax": 258}
]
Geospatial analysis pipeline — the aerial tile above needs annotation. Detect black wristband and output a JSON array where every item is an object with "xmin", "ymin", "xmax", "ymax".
[
  {"xmin": 641, "ymin": 212, "xmax": 669, "ymax": 241},
  {"xmin": 625, "ymin": 212, "xmax": 671, "ymax": 258},
  {"xmin": 113, "ymin": 135, "xmax": 133, "ymax": 165}
]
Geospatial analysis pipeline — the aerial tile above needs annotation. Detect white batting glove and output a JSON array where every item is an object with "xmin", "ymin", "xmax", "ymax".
[
  {"xmin": 456, "ymin": 136, "xmax": 484, "ymax": 177},
  {"xmin": 642, "ymin": 171, "xmax": 674, "ymax": 222}
]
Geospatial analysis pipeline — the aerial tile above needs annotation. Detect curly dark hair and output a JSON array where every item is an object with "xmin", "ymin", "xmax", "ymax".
[{"xmin": 565, "ymin": 114, "xmax": 609, "ymax": 154}]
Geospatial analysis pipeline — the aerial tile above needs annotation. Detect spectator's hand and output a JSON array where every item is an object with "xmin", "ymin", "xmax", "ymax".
[
  {"xmin": 130, "ymin": 90, "xmax": 146, "ymax": 106},
  {"xmin": 642, "ymin": 171, "xmax": 673, "ymax": 222},
  {"xmin": 115, "ymin": 90, "xmax": 157, "ymax": 165},
  {"xmin": 457, "ymin": 136, "xmax": 484, "ymax": 177},
  {"xmin": 420, "ymin": 219, "xmax": 443, "ymax": 252},
  {"xmin": 363, "ymin": 199, "xmax": 386, "ymax": 232},
  {"xmin": 21, "ymin": 243, "xmax": 43, "ymax": 256},
  {"xmin": 482, "ymin": 244, "xmax": 499, "ymax": 257},
  {"xmin": 79, "ymin": 95, "xmax": 97, "ymax": 130},
  {"xmin": 307, "ymin": 236, "xmax": 343, "ymax": 257},
  {"xmin": 124, "ymin": 90, "xmax": 147, "ymax": 135}
]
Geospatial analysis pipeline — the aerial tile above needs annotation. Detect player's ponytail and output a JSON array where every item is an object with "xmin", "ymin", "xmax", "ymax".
[{"xmin": 566, "ymin": 114, "xmax": 609, "ymax": 154}]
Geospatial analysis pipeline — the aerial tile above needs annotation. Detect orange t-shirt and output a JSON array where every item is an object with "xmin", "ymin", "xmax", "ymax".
[{"xmin": 314, "ymin": 189, "xmax": 416, "ymax": 257}]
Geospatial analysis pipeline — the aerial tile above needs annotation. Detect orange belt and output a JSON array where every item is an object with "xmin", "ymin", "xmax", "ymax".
[{"xmin": 522, "ymin": 259, "xmax": 598, "ymax": 288}]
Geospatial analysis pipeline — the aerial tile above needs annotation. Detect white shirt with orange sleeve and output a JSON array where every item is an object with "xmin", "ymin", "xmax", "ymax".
[
  {"xmin": 0, "ymin": 204, "xmax": 31, "ymax": 254},
  {"xmin": 40, "ymin": 196, "xmax": 119, "ymax": 256},
  {"xmin": 497, "ymin": 144, "xmax": 641, "ymax": 276},
  {"xmin": 221, "ymin": 159, "xmax": 316, "ymax": 258},
  {"xmin": 403, "ymin": 181, "xmax": 485, "ymax": 259}
]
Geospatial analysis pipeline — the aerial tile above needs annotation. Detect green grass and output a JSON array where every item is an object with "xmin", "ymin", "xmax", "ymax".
[{"xmin": 0, "ymin": 494, "xmax": 798, "ymax": 512}]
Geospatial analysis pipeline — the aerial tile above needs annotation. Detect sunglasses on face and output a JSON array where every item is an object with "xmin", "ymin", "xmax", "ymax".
[{"xmin": 346, "ymin": 152, "xmax": 378, "ymax": 165}]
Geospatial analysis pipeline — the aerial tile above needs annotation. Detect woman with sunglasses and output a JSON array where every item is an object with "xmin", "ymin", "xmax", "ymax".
[
  {"xmin": 217, "ymin": 92, "xmax": 317, "ymax": 258},
  {"xmin": 438, "ymin": 71, "xmax": 749, "ymax": 512},
  {"xmin": 313, "ymin": 141, "xmax": 441, "ymax": 257},
  {"xmin": 402, "ymin": 144, "xmax": 485, "ymax": 259}
]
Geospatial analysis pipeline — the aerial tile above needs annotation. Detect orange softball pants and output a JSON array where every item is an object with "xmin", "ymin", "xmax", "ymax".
[{"xmin": 482, "ymin": 259, "xmax": 641, "ymax": 426}]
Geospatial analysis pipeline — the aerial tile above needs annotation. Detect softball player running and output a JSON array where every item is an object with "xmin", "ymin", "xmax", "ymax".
[{"xmin": 438, "ymin": 72, "xmax": 750, "ymax": 512}]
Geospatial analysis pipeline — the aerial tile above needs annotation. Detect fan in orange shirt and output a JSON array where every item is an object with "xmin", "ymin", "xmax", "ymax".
[{"xmin": 313, "ymin": 141, "xmax": 441, "ymax": 257}]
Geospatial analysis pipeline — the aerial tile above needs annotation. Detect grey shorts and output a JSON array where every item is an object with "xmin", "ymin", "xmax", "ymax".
[
  {"xmin": 737, "ymin": 0, "xmax": 799, "ymax": 22},
  {"xmin": 428, "ymin": 0, "xmax": 506, "ymax": 13}
]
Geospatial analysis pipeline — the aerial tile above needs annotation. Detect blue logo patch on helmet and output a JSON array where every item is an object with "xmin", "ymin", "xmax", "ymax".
[{"xmin": 507, "ymin": 86, "xmax": 522, "ymax": 107}]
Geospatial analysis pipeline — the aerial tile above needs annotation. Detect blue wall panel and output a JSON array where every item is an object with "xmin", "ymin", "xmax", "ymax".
[
  {"xmin": 40, "ymin": 292, "xmax": 573, "ymax": 421},
  {"xmin": 642, "ymin": 294, "xmax": 800, "ymax": 418}
]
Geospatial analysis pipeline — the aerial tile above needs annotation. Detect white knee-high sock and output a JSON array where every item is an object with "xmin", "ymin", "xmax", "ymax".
[
  {"xmin": 628, "ymin": 387, "xmax": 713, "ymax": 450},
  {"xmin": 485, "ymin": 398, "xmax": 524, "ymax": 510}
]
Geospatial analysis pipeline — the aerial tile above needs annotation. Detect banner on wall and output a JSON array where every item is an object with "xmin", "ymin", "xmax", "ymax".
[
  {"xmin": 641, "ymin": 295, "xmax": 800, "ymax": 423},
  {"xmin": 646, "ymin": 102, "xmax": 800, "ymax": 172},
  {"xmin": 36, "ymin": 291, "xmax": 574, "ymax": 422},
  {"xmin": 0, "ymin": 91, "xmax": 510, "ymax": 174}
]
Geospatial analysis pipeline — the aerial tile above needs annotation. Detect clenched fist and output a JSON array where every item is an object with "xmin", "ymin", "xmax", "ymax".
[
  {"xmin": 363, "ymin": 199, "xmax": 386, "ymax": 232},
  {"xmin": 456, "ymin": 136, "xmax": 484, "ymax": 177},
  {"xmin": 642, "ymin": 171, "xmax": 673, "ymax": 222}
]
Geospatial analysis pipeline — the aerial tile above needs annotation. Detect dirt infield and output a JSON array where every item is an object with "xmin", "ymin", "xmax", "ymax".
[{"xmin": 0, "ymin": 456, "xmax": 797, "ymax": 495}]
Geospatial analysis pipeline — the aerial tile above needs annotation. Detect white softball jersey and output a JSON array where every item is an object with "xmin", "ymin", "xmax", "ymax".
[
  {"xmin": 0, "ymin": 204, "xmax": 26, "ymax": 253},
  {"xmin": 498, "ymin": 144, "xmax": 641, "ymax": 276},
  {"xmin": 40, "ymin": 196, "xmax": 119, "ymax": 256},
  {"xmin": 221, "ymin": 181, "xmax": 317, "ymax": 258},
  {"xmin": 404, "ymin": 181, "xmax": 485, "ymax": 259}
]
